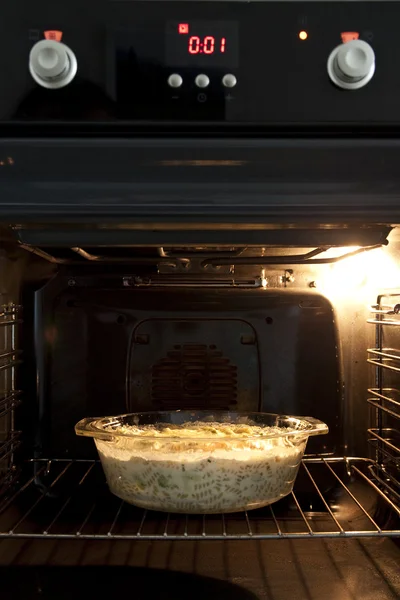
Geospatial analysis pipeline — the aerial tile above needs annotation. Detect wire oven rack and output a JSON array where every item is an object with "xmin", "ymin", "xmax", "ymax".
[
  {"xmin": 0, "ymin": 304, "xmax": 22, "ymax": 496},
  {"xmin": 368, "ymin": 293, "xmax": 400, "ymax": 498},
  {"xmin": 0, "ymin": 457, "xmax": 398, "ymax": 540}
]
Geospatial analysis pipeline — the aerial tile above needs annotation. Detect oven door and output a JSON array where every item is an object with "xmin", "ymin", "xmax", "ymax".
[{"xmin": 1, "ymin": 137, "xmax": 400, "ymax": 232}]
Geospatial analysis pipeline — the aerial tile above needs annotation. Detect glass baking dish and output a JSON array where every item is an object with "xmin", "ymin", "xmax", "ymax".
[{"xmin": 75, "ymin": 411, "xmax": 328, "ymax": 514}]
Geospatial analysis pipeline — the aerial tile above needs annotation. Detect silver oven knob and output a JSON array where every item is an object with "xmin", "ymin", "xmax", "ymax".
[
  {"xmin": 29, "ymin": 39, "xmax": 78, "ymax": 89},
  {"xmin": 327, "ymin": 40, "xmax": 375, "ymax": 90}
]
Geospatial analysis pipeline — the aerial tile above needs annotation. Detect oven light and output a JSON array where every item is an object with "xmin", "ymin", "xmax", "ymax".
[
  {"xmin": 261, "ymin": 269, "xmax": 268, "ymax": 288},
  {"xmin": 319, "ymin": 247, "xmax": 400, "ymax": 300}
]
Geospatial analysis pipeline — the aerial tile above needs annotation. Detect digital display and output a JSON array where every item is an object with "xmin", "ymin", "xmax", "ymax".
[{"xmin": 166, "ymin": 20, "xmax": 239, "ymax": 67}]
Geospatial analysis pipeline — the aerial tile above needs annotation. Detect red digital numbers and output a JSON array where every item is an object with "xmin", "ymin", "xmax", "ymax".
[
  {"xmin": 203, "ymin": 36, "xmax": 215, "ymax": 54},
  {"xmin": 188, "ymin": 35, "xmax": 226, "ymax": 55},
  {"xmin": 188, "ymin": 36, "xmax": 201, "ymax": 54}
]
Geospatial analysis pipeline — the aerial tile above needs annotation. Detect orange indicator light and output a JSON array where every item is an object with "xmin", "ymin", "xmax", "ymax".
[
  {"xmin": 341, "ymin": 31, "xmax": 359, "ymax": 43},
  {"xmin": 299, "ymin": 30, "xmax": 308, "ymax": 41},
  {"xmin": 44, "ymin": 30, "xmax": 63, "ymax": 42}
]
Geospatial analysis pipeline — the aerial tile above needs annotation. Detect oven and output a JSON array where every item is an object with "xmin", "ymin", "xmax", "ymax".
[{"xmin": 1, "ymin": 1, "xmax": 400, "ymax": 598}]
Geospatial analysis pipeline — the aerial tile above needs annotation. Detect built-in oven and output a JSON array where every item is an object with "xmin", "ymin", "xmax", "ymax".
[{"xmin": 1, "ymin": 1, "xmax": 400, "ymax": 598}]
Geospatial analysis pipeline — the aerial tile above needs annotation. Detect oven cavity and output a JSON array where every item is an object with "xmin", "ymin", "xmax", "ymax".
[{"xmin": 0, "ymin": 229, "xmax": 399, "ymax": 547}]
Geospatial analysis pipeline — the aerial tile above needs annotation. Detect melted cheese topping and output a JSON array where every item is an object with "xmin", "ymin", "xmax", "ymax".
[
  {"xmin": 117, "ymin": 422, "xmax": 290, "ymax": 439},
  {"xmin": 108, "ymin": 422, "xmax": 299, "ymax": 455}
]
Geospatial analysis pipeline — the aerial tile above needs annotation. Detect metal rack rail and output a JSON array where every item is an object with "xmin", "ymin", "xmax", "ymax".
[
  {"xmin": 0, "ymin": 457, "xmax": 398, "ymax": 540},
  {"xmin": 367, "ymin": 292, "xmax": 400, "ymax": 474},
  {"xmin": 367, "ymin": 293, "xmax": 400, "ymax": 503},
  {"xmin": 0, "ymin": 304, "xmax": 22, "ymax": 495}
]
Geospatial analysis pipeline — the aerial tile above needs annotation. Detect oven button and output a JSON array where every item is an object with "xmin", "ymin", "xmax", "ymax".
[
  {"xmin": 222, "ymin": 74, "xmax": 237, "ymax": 88},
  {"xmin": 29, "ymin": 39, "xmax": 77, "ymax": 89},
  {"xmin": 168, "ymin": 73, "xmax": 183, "ymax": 88},
  {"xmin": 327, "ymin": 39, "xmax": 375, "ymax": 90},
  {"xmin": 195, "ymin": 74, "xmax": 210, "ymax": 88}
]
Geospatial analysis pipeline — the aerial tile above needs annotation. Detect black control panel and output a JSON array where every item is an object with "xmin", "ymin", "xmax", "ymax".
[{"xmin": 2, "ymin": 1, "xmax": 400, "ymax": 125}]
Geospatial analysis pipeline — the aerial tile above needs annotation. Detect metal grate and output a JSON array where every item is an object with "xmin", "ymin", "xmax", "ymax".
[
  {"xmin": 151, "ymin": 344, "xmax": 238, "ymax": 410},
  {"xmin": 0, "ymin": 457, "xmax": 399, "ymax": 540},
  {"xmin": 368, "ymin": 294, "xmax": 400, "ymax": 495},
  {"xmin": 0, "ymin": 391, "xmax": 21, "ymax": 420},
  {"xmin": 0, "ymin": 304, "xmax": 22, "ymax": 496}
]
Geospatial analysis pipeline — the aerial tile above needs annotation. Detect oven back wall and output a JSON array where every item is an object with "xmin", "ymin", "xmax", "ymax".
[{"xmin": 31, "ymin": 276, "xmax": 341, "ymax": 458}]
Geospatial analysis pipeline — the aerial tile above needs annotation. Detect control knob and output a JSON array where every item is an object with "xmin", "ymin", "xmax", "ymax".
[
  {"xmin": 29, "ymin": 39, "xmax": 77, "ymax": 89},
  {"xmin": 327, "ymin": 39, "xmax": 375, "ymax": 90}
]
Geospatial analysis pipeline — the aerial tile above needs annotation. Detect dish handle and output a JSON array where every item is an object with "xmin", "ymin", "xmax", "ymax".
[
  {"xmin": 302, "ymin": 416, "xmax": 329, "ymax": 437},
  {"xmin": 75, "ymin": 417, "xmax": 115, "ymax": 441}
]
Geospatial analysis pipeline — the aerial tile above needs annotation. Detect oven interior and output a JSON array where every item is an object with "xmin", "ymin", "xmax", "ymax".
[{"xmin": 1, "ymin": 222, "xmax": 400, "ymax": 596}]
